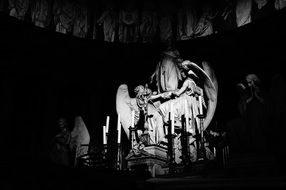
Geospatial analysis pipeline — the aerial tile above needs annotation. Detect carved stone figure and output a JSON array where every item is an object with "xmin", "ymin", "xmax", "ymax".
[
  {"xmin": 97, "ymin": 2, "xmax": 117, "ymax": 42},
  {"xmin": 49, "ymin": 116, "xmax": 90, "ymax": 167},
  {"xmin": 8, "ymin": 0, "xmax": 29, "ymax": 20},
  {"xmin": 116, "ymin": 49, "xmax": 218, "ymax": 166}
]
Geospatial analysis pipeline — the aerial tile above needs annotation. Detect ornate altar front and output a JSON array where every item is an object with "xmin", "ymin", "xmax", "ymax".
[{"xmin": 125, "ymin": 145, "xmax": 168, "ymax": 177}]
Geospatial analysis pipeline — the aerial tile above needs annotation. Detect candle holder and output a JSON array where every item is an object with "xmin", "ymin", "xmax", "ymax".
[
  {"xmin": 102, "ymin": 133, "xmax": 109, "ymax": 164},
  {"xmin": 197, "ymin": 114, "xmax": 206, "ymax": 161},
  {"xmin": 180, "ymin": 115, "xmax": 192, "ymax": 171},
  {"xmin": 165, "ymin": 118, "xmax": 177, "ymax": 175},
  {"xmin": 116, "ymin": 143, "xmax": 122, "ymax": 171},
  {"xmin": 129, "ymin": 126, "xmax": 138, "ymax": 150}
]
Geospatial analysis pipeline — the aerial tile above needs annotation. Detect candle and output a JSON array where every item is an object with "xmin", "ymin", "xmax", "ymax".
[
  {"xmin": 131, "ymin": 110, "xmax": 135, "ymax": 128},
  {"xmin": 103, "ymin": 125, "xmax": 107, "ymax": 145},
  {"xmin": 214, "ymin": 147, "xmax": 216, "ymax": 158},
  {"xmin": 184, "ymin": 99, "xmax": 189, "ymax": 132},
  {"xmin": 106, "ymin": 116, "xmax": 110, "ymax": 133},
  {"xmin": 150, "ymin": 118, "xmax": 157, "ymax": 142},
  {"xmin": 170, "ymin": 102, "xmax": 174, "ymax": 134},
  {"xmin": 117, "ymin": 114, "xmax": 121, "ymax": 143},
  {"xmin": 199, "ymin": 96, "xmax": 203, "ymax": 115}
]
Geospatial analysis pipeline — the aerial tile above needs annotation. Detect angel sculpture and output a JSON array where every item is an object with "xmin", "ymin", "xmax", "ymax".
[
  {"xmin": 49, "ymin": 116, "xmax": 90, "ymax": 167},
  {"xmin": 157, "ymin": 60, "xmax": 218, "ymax": 162},
  {"xmin": 151, "ymin": 57, "xmax": 218, "ymax": 132},
  {"xmin": 116, "ymin": 84, "xmax": 171, "ymax": 146},
  {"xmin": 116, "ymin": 50, "xmax": 218, "ymax": 162}
]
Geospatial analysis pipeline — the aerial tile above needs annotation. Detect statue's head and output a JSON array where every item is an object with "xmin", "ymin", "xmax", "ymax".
[
  {"xmin": 134, "ymin": 85, "xmax": 145, "ymax": 96},
  {"xmin": 58, "ymin": 118, "xmax": 68, "ymax": 132},
  {"xmin": 245, "ymin": 74, "xmax": 261, "ymax": 88}
]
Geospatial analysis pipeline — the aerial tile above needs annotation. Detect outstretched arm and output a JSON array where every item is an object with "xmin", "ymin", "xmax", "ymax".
[{"xmin": 173, "ymin": 79, "xmax": 194, "ymax": 97}]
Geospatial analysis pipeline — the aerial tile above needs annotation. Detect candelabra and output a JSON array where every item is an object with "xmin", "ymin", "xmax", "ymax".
[
  {"xmin": 180, "ymin": 114, "xmax": 192, "ymax": 170},
  {"xmin": 197, "ymin": 114, "xmax": 206, "ymax": 161},
  {"xmin": 166, "ymin": 112, "xmax": 176, "ymax": 174}
]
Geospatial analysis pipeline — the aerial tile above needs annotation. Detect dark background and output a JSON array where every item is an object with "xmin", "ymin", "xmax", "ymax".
[{"xmin": 0, "ymin": 8, "xmax": 286, "ymax": 170}]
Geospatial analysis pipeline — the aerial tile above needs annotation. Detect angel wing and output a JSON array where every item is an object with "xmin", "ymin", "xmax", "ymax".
[
  {"xmin": 70, "ymin": 116, "xmax": 90, "ymax": 159},
  {"xmin": 182, "ymin": 60, "xmax": 218, "ymax": 130},
  {"xmin": 116, "ymin": 84, "xmax": 139, "ymax": 139},
  {"xmin": 202, "ymin": 61, "xmax": 218, "ymax": 130}
]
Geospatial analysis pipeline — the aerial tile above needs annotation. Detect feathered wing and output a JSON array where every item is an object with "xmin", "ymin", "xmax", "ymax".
[
  {"xmin": 70, "ymin": 116, "xmax": 90, "ymax": 159},
  {"xmin": 202, "ymin": 61, "xmax": 218, "ymax": 130},
  {"xmin": 183, "ymin": 61, "xmax": 218, "ymax": 130},
  {"xmin": 116, "ymin": 84, "xmax": 138, "ymax": 139}
]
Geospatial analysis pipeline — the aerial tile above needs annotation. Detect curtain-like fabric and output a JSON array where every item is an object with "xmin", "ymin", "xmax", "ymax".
[
  {"xmin": 53, "ymin": 0, "xmax": 76, "ymax": 34},
  {"xmin": 236, "ymin": 0, "xmax": 252, "ymax": 27},
  {"xmin": 158, "ymin": 0, "xmax": 174, "ymax": 43},
  {"xmin": 275, "ymin": 0, "xmax": 286, "ymax": 10},
  {"xmin": 8, "ymin": 0, "xmax": 29, "ymax": 20},
  {"xmin": 118, "ymin": 4, "xmax": 139, "ymax": 43},
  {"xmin": 139, "ymin": 2, "xmax": 158, "ymax": 43},
  {"xmin": 177, "ymin": 0, "xmax": 197, "ymax": 40},
  {"xmin": 194, "ymin": 2, "xmax": 214, "ymax": 37},
  {"xmin": 254, "ymin": 0, "xmax": 268, "ymax": 9},
  {"xmin": 73, "ymin": 2, "xmax": 88, "ymax": 38},
  {"xmin": 97, "ymin": 4, "xmax": 117, "ymax": 42},
  {"xmin": 31, "ymin": 0, "xmax": 51, "ymax": 28}
]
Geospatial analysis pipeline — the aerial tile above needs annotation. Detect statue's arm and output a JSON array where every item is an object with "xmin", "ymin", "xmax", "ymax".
[{"xmin": 173, "ymin": 80, "xmax": 189, "ymax": 96}]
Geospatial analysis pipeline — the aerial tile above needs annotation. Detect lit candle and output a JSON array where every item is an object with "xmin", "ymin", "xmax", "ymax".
[
  {"xmin": 199, "ymin": 96, "xmax": 203, "ymax": 115},
  {"xmin": 214, "ymin": 147, "xmax": 216, "ymax": 158},
  {"xmin": 106, "ymin": 116, "xmax": 110, "ymax": 133},
  {"xmin": 131, "ymin": 110, "xmax": 135, "ymax": 128},
  {"xmin": 103, "ymin": 125, "xmax": 107, "ymax": 145},
  {"xmin": 150, "ymin": 118, "xmax": 157, "ymax": 142},
  {"xmin": 117, "ymin": 114, "xmax": 121, "ymax": 143}
]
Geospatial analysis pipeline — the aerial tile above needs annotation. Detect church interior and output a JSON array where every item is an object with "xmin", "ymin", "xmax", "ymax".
[{"xmin": 1, "ymin": 0, "xmax": 286, "ymax": 189}]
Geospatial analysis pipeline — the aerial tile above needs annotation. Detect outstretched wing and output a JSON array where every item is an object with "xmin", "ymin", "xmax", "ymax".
[
  {"xmin": 70, "ymin": 116, "xmax": 90, "ymax": 159},
  {"xmin": 182, "ymin": 60, "xmax": 218, "ymax": 130},
  {"xmin": 202, "ymin": 61, "xmax": 218, "ymax": 130},
  {"xmin": 116, "ymin": 84, "xmax": 138, "ymax": 139}
]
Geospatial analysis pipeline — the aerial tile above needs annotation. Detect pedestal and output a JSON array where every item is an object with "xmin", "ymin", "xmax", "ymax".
[{"xmin": 125, "ymin": 145, "xmax": 168, "ymax": 177}]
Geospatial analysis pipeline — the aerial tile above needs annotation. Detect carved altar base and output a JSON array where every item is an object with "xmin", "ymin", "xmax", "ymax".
[{"xmin": 125, "ymin": 145, "xmax": 169, "ymax": 177}]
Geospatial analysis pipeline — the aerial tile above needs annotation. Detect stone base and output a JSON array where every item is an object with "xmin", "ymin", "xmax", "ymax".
[{"xmin": 125, "ymin": 145, "xmax": 168, "ymax": 177}]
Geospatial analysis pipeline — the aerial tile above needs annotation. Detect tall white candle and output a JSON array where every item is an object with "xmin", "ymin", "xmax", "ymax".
[
  {"xmin": 131, "ymin": 110, "xmax": 135, "ymax": 128},
  {"xmin": 214, "ymin": 147, "xmax": 216, "ymax": 158},
  {"xmin": 117, "ymin": 114, "xmax": 121, "ymax": 143},
  {"xmin": 199, "ymin": 96, "xmax": 203, "ymax": 115},
  {"xmin": 106, "ymin": 116, "xmax": 110, "ymax": 133},
  {"xmin": 103, "ymin": 125, "xmax": 107, "ymax": 145},
  {"xmin": 170, "ymin": 102, "xmax": 174, "ymax": 134}
]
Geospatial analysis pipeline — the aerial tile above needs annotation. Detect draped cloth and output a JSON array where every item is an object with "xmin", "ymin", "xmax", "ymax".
[
  {"xmin": 8, "ymin": 0, "xmax": 29, "ymax": 20},
  {"xmin": 119, "ymin": 9, "xmax": 139, "ymax": 43},
  {"xmin": 158, "ymin": 0, "xmax": 174, "ymax": 43},
  {"xmin": 154, "ymin": 55, "xmax": 182, "ymax": 93},
  {"xmin": 140, "ymin": 5, "xmax": 158, "ymax": 43},
  {"xmin": 236, "ymin": 0, "xmax": 252, "ymax": 27},
  {"xmin": 254, "ymin": 0, "xmax": 268, "ymax": 9},
  {"xmin": 177, "ymin": 1, "xmax": 196, "ymax": 40},
  {"xmin": 53, "ymin": 0, "xmax": 76, "ymax": 34},
  {"xmin": 97, "ymin": 7, "xmax": 117, "ymax": 42},
  {"xmin": 159, "ymin": 78, "xmax": 201, "ymax": 134},
  {"xmin": 275, "ymin": 0, "xmax": 286, "ymax": 10},
  {"xmin": 160, "ymin": 94, "xmax": 200, "ymax": 132},
  {"xmin": 73, "ymin": 2, "xmax": 88, "ymax": 38},
  {"xmin": 31, "ymin": 0, "xmax": 51, "ymax": 28},
  {"xmin": 194, "ymin": 2, "xmax": 214, "ymax": 37}
]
